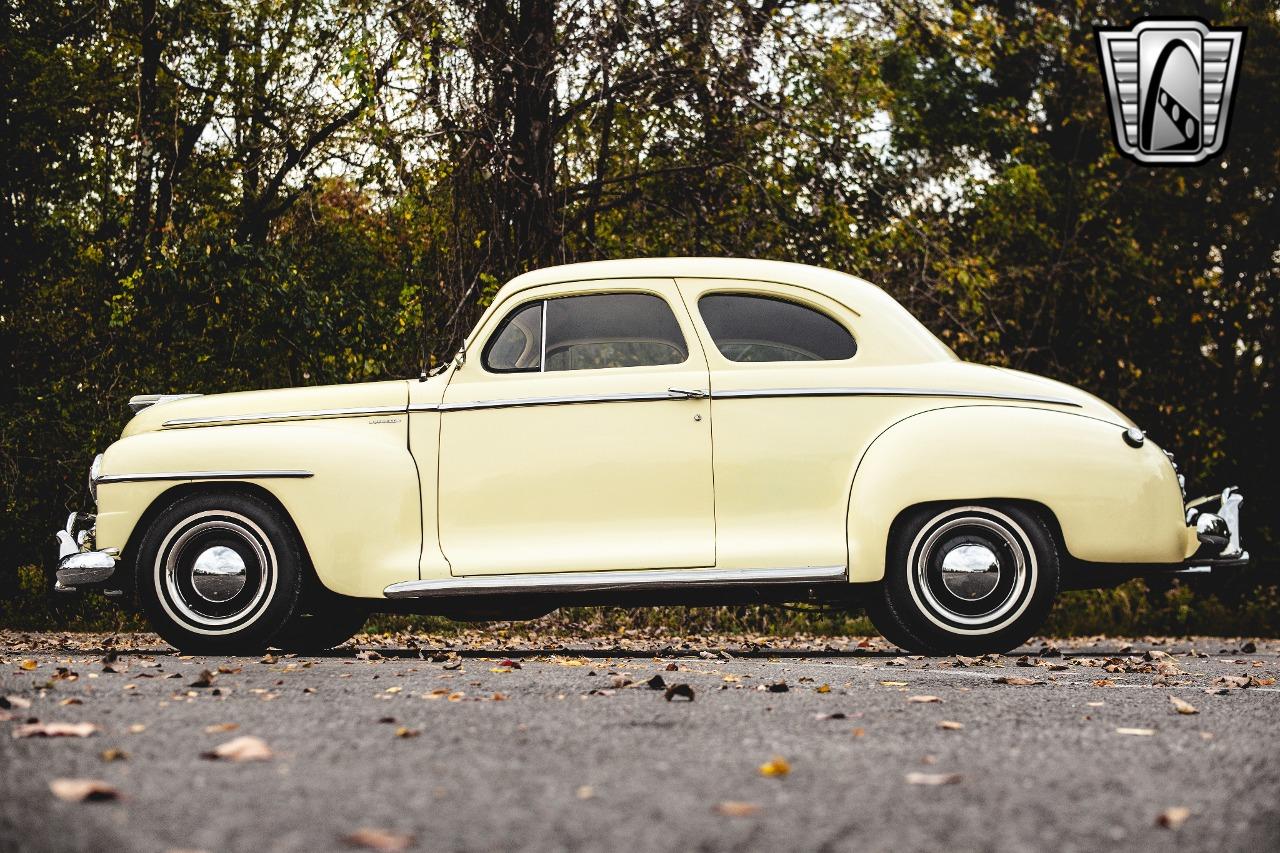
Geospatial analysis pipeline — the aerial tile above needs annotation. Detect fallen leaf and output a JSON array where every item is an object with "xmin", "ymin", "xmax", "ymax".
[
  {"xmin": 813, "ymin": 712, "xmax": 847, "ymax": 721},
  {"xmin": 13, "ymin": 722, "xmax": 99, "ymax": 739},
  {"xmin": 815, "ymin": 683, "xmax": 831, "ymax": 694},
  {"xmin": 127, "ymin": 724, "xmax": 146, "ymax": 734},
  {"xmin": 765, "ymin": 681, "xmax": 789, "ymax": 693},
  {"xmin": 99, "ymin": 748, "xmax": 128, "ymax": 762},
  {"xmin": 1170, "ymin": 697, "xmax": 1199, "ymax": 715},
  {"xmin": 497, "ymin": 659, "xmax": 521, "ymax": 669},
  {"xmin": 202, "ymin": 735, "xmax": 273, "ymax": 762},
  {"xmin": 663, "ymin": 683, "xmax": 695, "ymax": 702},
  {"xmin": 645, "ymin": 674, "xmax": 666, "ymax": 690},
  {"xmin": 59, "ymin": 698, "xmax": 83, "ymax": 706},
  {"xmin": 394, "ymin": 727, "xmax": 420, "ymax": 738},
  {"xmin": 49, "ymin": 778, "xmax": 121, "ymax": 802},
  {"xmin": 905, "ymin": 772, "xmax": 962, "ymax": 785},
  {"xmin": 1116, "ymin": 727, "xmax": 1156, "ymax": 737},
  {"xmin": 19, "ymin": 659, "xmax": 38, "ymax": 671},
  {"xmin": 2, "ymin": 696, "xmax": 32, "ymax": 710},
  {"xmin": 907, "ymin": 695, "xmax": 941, "ymax": 704},
  {"xmin": 343, "ymin": 827, "xmax": 415, "ymax": 851},
  {"xmin": 938, "ymin": 720, "xmax": 964, "ymax": 730},
  {"xmin": 664, "ymin": 663, "xmax": 678, "ymax": 671},
  {"xmin": 758, "ymin": 756, "xmax": 790, "ymax": 778},
  {"xmin": 879, "ymin": 680, "xmax": 907, "ymax": 687},
  {"xmin": 259, "ymin": 653, "xmax": 279, "ymax": 665},
  {"xmin": 850, "ymin": 727, "xmax": 866, "ymax": 738},
  {"xmin": 204, "ymin": 722, "xmax": 239, "ymax": 734},
  {"xmin": 442, "ymin": 660, "xmax": 462, "ymax": 671},
  {"xmin": 1092, "ymin": 679, "xmax": 1116, "ymax": 688},
  {"xmin": 714, "ymin": 801, "xmax": 761, "ymax": 816},
  {"xmin": 189, "ymin": 670, "xmax": 216, "ymax": 688},
  {"xmin": 1156, "ymin": 806, "xmax": 1191, "ymax": 830},
  {"xmin": 994, "ymin": 676, "xmax": 1040, "ymax": 686}
]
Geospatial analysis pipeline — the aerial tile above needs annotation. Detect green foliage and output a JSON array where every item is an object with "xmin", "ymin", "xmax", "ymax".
[{"xmin": 2, "ymin": 0, "xmax": 1276, "ymax": 636}]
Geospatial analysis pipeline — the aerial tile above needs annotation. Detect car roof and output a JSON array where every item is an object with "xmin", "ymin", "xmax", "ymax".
[
  {"xmin": 501, "ymin": 257, "xmax": 895, "ymax": 312},
  {"xmin": 482, "ymin": 257, "xmax": 957, "ymax": 365}
]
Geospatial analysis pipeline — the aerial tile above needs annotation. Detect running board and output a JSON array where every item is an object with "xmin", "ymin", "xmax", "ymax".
[{"xmin": 382, "ymin": 565, "xmax": 847, "ymax": 599}]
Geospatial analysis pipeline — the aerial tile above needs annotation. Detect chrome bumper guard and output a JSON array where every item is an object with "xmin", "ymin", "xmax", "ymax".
[
  {"xmin": 54, "ymin": 512, "xmax": 118, "ymax": 591},
  {"xmin": 1179, "ymin": 487, "xmax": 1248, "ymax": 574}
]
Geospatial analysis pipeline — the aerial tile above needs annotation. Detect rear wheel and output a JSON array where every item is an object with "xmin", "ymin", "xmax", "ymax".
[
  {"xmin": 866, "ymin": 503, "xmax": 1059, "ymax": 655},
  {"xmin": 135, "ymin": 491, "xmax": 303, "ymax": 654}
]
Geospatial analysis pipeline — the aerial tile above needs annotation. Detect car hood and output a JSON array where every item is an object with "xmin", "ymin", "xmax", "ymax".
[{"xmin": 120, "ymin": 379, "xmax": 413, "ymax": 437}]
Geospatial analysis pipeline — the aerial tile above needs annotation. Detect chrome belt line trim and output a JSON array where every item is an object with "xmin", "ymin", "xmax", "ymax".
[
  {"xmin": 383, "ymin": 565, "xmax": 846, "ymax": 599},
  {"xmin": 412, "ymin": 387, "xmax": 1079, "ymax": 414},
  {"xmin": 97, "ymin": 470, "xmax": 315, "ymax": 485},
  {"xmin": 421, "ymin": 391, "xmax": 677, "ymax": 413},
  {"xmin": 162, "ymin": 406, "xmax": 407, "ymax": 428},
  {"xmin": 709, "ymin": 387, "xmax": 1082, "ymax": 406}
]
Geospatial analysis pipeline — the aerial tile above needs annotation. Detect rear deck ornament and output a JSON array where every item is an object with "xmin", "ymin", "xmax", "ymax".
[{"xmin": 1096, "ymin": 19, "xmax": 1245, "ymax": 165}]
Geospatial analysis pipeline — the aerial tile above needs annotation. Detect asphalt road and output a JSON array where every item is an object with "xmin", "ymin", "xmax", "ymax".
[{"xmin": 2, "ymin": 632, "xmax": 1278, "ymax": 853}]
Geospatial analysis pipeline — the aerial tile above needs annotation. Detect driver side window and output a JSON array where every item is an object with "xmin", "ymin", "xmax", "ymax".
[{"xmin": 483, "ymin": 292, "xmax": 688, "ymax": 373}]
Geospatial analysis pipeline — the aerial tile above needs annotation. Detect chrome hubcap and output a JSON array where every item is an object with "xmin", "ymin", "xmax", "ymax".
[
  {"xmin": 907, "ymin": 507, "xmax": 1038, "ymax": 636},
  {"xmin": 939, "ymin": 543, "xmax": 1001, "ymax": 600},
  {"xmin": 191, "ymin": 546, "xmax": 249, "ymax": 602},
  {"xmin": 154, "ymin": 511, "xmax": 277, "ymax": 635}
]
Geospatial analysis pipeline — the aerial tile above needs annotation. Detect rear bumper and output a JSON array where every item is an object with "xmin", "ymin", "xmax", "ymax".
[
  {"xmin": 54, "ymin": 512, "xmax": 119, "ymax": 591},
  {"xmin": 1178, "ymin": 486, "xmax": 1248, "ymax": 574}
]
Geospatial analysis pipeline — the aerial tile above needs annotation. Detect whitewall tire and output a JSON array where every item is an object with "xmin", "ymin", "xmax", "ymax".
[
  {"xmin": 866, "ymin": 503, "xmax": 1059, "ymax": 655},
  {"xmin": 136, "ymin": 491, "xmax": 303, "ymax": 654}
]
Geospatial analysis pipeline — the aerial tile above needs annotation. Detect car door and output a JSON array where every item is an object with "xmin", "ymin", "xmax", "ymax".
[
  {"xmin": 437, "ymin": 279, "xmax": 715, "ymax": 575},
  {"xmin": 677, "ymin": 278, "xmax": 881, "ymax": 572}
]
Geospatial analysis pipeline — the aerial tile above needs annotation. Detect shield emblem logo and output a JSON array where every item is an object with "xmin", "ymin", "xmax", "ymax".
[{"xmin": 1095, "ymin": 19, "xmax": 1246, "ymax": 165}]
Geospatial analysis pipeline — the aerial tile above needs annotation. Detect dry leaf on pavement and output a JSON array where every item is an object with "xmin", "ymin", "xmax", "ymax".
[
  {"xmin": 663, "ymin": 683, "xmax": 694, "ymax": 702},
  {"xmin": 938, "ymin": 720, "xmax": 964, "ymax": 730},
  {"xmin": 993, "ymin": 676, "xmax": 1040, "ymax": 686},
  {"xmin": 204, "ymin": 722, "xmax": 239, "ymax": 734},
  {"xmin": 1156, "ymin": 807, "xmax": 1191, "ymax": 829},
  {"xmin": 907, "ymin": 695, "xmax": 941, "ymax": 703},
  {"xmin": 758, "ymin": 756, "xmax": 790, "ymax": 778},
  {"xmin": 905, "ymin": 772, "xmax": 962, "ymax": 785},
  {"xmin": 49, "ymin": 778, "xmax": 121, "ymax": 802},
  {"xmin": 1115, "ymin": 727, "xmax": 1156, "ymax": 737},
  {"xmin": 201, "ymin": 735, "xmax": 273, "ymax": 762},
  {"xmin": 13, "ymin": 722, "xmax": 99, "ymax": 738},
  {"xmin": 714, "ymin": 801, "xmax": 761, "ymax": 816},
  {"xmin": 1169, "ymin": 697, "xmax": 1199, "ymax": 715},
  {"xmin": 343, "ymin": 827, "xmax": 415, "ymax": 851}
]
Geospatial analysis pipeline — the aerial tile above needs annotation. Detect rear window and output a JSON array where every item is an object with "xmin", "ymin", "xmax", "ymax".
[{"xmin": 698, "ymin": 294, "xmax": 856, "ymax": 362}]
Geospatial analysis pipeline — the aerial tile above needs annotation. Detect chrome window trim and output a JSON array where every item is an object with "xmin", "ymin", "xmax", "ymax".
[
  {"xmin": 384, "ymin": 564, "xmax": 846, "ymax": 599},
  {"xmin": 97, "ymin": 470, "xmax": 314, "ymax": 485},
  {"xmin": 162, "ymin": 406, "xmax": 406, "ymax": 428}
]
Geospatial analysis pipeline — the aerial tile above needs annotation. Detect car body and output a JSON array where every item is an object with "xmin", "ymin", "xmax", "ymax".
[{"xmin": 55, "ymin": 258, "xmax": 1248, "ymax": 653}]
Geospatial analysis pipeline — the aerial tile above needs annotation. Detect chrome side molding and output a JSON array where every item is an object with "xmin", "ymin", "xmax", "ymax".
[
  {"xmin": 97, "ymin": 470, "xmax": 314, "ymax": 485},
  {"xmin": 710, "ymin": 387, "xmax": 1082, "ymax": 407},
  {"xmin": 163, "ymin": 406, "xmax": 406, "ymax": 428},
  {"xmin": 165, "ymin": 386, "xmax": 1080, "ymax": 426},
  {"xmin": 383, "ymin": 564, "xmax": 846, "ymax": 599}
]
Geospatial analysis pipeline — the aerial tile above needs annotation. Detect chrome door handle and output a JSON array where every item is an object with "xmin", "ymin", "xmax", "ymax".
[{"xmin": 668, "ymin": 387, "xmax": 708, "ymax": 399}]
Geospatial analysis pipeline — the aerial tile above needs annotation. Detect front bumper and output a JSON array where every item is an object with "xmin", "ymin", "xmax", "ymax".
[
  {"xmin": 1178, "ymin": 486, "xmax": 1248, "ymax": 574},
  {"xmin": 54, "ymin": 512, "xmax": 119, "ymax": 591}
]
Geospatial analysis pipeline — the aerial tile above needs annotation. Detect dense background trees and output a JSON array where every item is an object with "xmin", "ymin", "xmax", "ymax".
[{"xmin": 3, "ymin": 0, "xmax": 1276, "ymax": 631}]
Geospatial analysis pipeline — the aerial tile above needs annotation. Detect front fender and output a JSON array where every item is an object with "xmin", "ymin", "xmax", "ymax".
[
  {"xmin": 95, "ymin": 418, "xmax": 421, "ymax": 598},
  {"xmin": 846, "ymin": 405, "xmax": 1188, "ymax": 582}
]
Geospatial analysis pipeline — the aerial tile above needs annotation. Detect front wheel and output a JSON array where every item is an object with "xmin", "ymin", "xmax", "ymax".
[
  {"xmin": 135, "ymin": 491, "xmax": 303, "ymax": 654},
  {"xmin": 866, "ymin": 503, "xmax": 1059, "ymax": 655}
]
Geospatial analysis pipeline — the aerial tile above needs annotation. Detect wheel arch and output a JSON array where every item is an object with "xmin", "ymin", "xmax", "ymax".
[
  {"xmin": 121, "ymin": 481, "xmax": 317, "ymax": 598},
  {"xmin": 846, "ymin": 404, "xmax": 1188, "ymax": 582}
]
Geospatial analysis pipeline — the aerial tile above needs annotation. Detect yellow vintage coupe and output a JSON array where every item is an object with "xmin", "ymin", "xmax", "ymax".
[{"xmin": 56, "ymin": 259, "xmax": 1246, "ymax": 654}]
